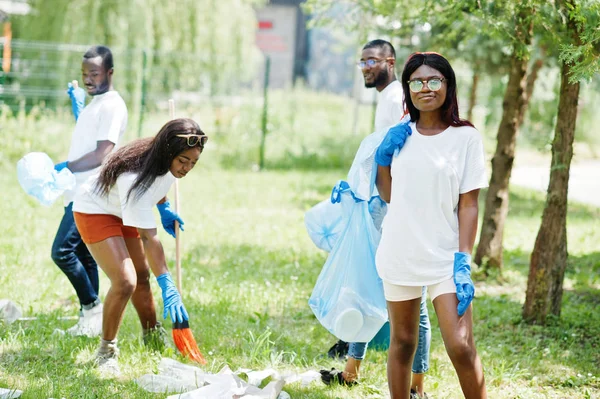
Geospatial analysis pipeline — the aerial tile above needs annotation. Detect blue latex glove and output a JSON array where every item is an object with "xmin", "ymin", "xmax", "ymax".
[
  {"xmin": 54, "ymin": 161, "xmax": 69, "ymax": 172},
  {"xmin": 375, "ymin": 121, "xmax": 412, "ymax": 166},
  {"xmin": 67, "ymin": 82, "xmax": 86, "ymax": 121},
  {"xmin": 157, "ymin": 272, "xmax": 189, "ymax": 323},
  {"xmin": 157, "ymin": 201, "xmax": 185, "ymax": 238},
  {"xmin": 454, "ymin": 252, "xmax": 475, "ymax": 316}
]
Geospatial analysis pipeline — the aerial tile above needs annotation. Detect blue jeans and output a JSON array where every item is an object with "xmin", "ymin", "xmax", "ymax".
[
  {"xmin": 348, "ymin": 288, "xmax": 431, "ymax": 373},
  {"xmin": 51, "ymin": 203, "xmax": 99, "ymax": 307}
]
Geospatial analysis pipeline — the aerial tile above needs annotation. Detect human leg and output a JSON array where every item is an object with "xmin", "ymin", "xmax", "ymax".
[
  {"xmin": 432, "ymin": 287, "xmax": 486, "ymax": 398},
  {"xmin": 51, "ymin": 204, "xmax": 99, "ymax": 306},
  {"xmin": 74, "ymin": 239, "xmax": 99, "ymax": 296},
  {"xmin": 387, "ymin": 298, "xmax": 421, "ymax": 399},
  {"xmin": 124, "ymin": 237, "xmax": 157, "ymax": 329},
  {"xmin": 411, "ymin": 288, "xmax": 431, "ymax": 396},
  {"xmin": 86, "ymin": 236, "xmax": 137, "ymax": 341}
]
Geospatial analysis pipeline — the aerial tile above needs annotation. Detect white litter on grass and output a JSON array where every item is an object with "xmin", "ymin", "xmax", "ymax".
[
  {"xmin": 136, "ymin": 358, "xmax": 322, "ymax": 398},
  {"xmin": 0, "ymin": 300, "xmax": 23, "ymax": 324},
  {"xmin": 0, "ymin": 388, "xmax": 22, "ymax": 399}
]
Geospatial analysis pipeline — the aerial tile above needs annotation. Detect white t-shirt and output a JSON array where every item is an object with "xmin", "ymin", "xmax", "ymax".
[
  {"xmin": 73, "ymin": 172, "xmax": 176, "ymax": 229},
  {"xmin": 374, "ymin": 80, "xmax": 404, "ymax": 132},
  {"xmin": 375, "ymin": 123, "xmax": 488, "ymax": 285},
  {"xmin": 64, "ymin": 91, "xmax": 128, "ymax": 205}
]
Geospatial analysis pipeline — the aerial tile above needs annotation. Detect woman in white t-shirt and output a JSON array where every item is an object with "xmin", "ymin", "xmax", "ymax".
[
  {"xmin": 374, "ymin": 53, "xmax": 488, "ymax": 398},
  {"xmin": 72, "ymin": 118, "xmax": 208, "ymax": 373}
]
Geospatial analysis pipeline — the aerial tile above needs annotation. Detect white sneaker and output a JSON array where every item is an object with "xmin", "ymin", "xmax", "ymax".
[
  {"xmin": 67, "ymin": 303, "xmax": 103, "ymax": 337},
  {"xmin": 96, "ymin": 340, "xmax": 120, "ymax": 377}
]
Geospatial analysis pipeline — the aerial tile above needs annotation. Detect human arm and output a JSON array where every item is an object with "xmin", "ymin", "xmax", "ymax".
[
  {"xmin": 138, "ymin": 227, "xmax": 188, "ymax": 323},
  {"xmin": 376, "ymin": 165, "xmax": 392, "ymax": 203},
  {"xmin": 458, "ymin": 189, "xmax": 480, "ymax": 253},
  {"xmin": 454, "ymin": 188, "xmax": 480, "ymax": 316},
  {"xmin": 59, "ymin": 140, "xmax": 115, "ymax": 173},
  {"xmin": 156, "ymin": 196, "xmax": 185, "ymax": 238}
]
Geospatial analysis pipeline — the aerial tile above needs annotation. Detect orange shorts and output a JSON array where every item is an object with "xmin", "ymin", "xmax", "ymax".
[{"xmin": 74, "ymin": 212, "xmax": 140, "ymax": 244}]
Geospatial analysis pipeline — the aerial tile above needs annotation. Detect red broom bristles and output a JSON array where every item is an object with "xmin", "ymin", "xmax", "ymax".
[{"xmin": 172, "ymin": 320, "xmax": 207, "ymax": 364}]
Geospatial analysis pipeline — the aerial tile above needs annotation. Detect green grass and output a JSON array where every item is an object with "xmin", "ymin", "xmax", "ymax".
[{"xmin": 1, "ymin": 97, "xmax": 599, "ymax": 398}]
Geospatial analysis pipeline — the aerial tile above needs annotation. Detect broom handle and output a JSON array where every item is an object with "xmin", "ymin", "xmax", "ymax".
[{"xmin": 168, "ymin": 99, "xmax": 182, "ymax": 293}]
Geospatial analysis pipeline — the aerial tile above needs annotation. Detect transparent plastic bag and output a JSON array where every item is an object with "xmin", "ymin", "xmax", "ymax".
[
  {"xmin": 304, "ymin": 198, "xmax": 345, "ymax": 252},
  {"xmin": 16, "ymin": 152, "xmax": 76, "ymax": 206},
  {"xmin": 308, "ymin": 181, "xmax": 388, "ymax": 343}
]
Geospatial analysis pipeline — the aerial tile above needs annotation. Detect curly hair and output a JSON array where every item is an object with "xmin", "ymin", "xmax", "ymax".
[
  {"xmin": 95, "ymin": 118, "xmax": 205, "ymax": 201},
  {"xmin": 401, "ymin": 52, "xmax": 474, "ymax": 128}
]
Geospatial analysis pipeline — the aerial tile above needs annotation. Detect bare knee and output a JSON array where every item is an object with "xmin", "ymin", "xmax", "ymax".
[
  {"xmin": 446, "ymin": 335, "xmax": 477, "ymax": 366},
  {"xmin": 135, "ymin": 269, "xmax": 151, "ymax": 289},
  {"xmin": 112, "ymin": 274, "xmax": 137, "ymax": 298},
  {"xmin": 390, "ymin": 329, "xmax": 418, "ymax": 363}
]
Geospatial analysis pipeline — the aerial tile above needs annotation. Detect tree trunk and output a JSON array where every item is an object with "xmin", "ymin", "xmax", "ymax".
[
  {"xmin": 522, "ymin": 1, "xmax": 581, "ymax": 325},
  {"xmin": 474, "ymin": 9, "xmax": 533, "ymax": 275},
  {"xmin": 467, "ymin": 65, "xmax": 480, "ymax": 122},
  {"xmin": 518, "ymin": 57, "xmax": 544, "ymax": 127}
]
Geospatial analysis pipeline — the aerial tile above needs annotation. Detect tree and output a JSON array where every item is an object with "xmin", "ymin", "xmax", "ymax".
[
  {"xmin": 522, "ymin": 0, "xmax": 599, "ymax": 324},
  {"xmin": 472, "ymin": 2, "xmax": 539, "ymax": 275}
]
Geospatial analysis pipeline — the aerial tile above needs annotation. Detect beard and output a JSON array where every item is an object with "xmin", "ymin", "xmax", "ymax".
[{"xmin": 364, "ymin": 68, "xmax": 389, "ymax": 88}]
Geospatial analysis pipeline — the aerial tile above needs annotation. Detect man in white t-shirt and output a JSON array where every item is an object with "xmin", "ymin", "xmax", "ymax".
[
  {"xmin": 51, "ymin": 45, "xmax": 128, "ymax": 337},
  {"xmin": 321, "ymin": 40, "xmax": 431, "ymax": 398}
]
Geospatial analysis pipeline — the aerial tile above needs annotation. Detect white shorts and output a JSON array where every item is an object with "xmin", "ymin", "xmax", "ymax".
[{"xmin": 383, "ymin": 278, "xmax": 456, "ymax": 302}]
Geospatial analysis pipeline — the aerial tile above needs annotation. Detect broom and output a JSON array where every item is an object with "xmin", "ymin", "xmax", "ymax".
[{"xmin": 168, "ymin": 98, "xmax": 207, "ymax": 365}]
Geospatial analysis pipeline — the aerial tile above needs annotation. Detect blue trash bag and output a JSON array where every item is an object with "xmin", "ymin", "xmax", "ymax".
[
  {"xmin": 304, "ymin": 198, "xmax": 345, "ymax": 252},
  {"xmin": 17, "ymin": 152, "xmax": 76, "ymax": 206},
  {"xmin": 308, "ymin": 181, "xmax": 388, "ymax": 343}
]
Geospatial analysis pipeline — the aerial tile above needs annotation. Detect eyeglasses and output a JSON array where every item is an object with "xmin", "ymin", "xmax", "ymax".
[
  {"xmin": 177, "ymin": 134, "xmax": 208, "ymax": 148},
  {"xmin": 407, "ymin": 78, "xmax": 445, "ymax": 93},
  {"xmin": 356, "ymin": 57, "xmax": 394, "ymax": 69}
]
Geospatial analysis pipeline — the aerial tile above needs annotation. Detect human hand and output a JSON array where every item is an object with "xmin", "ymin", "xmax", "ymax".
[
  {"xmin": 454, "ymin": 252, "xmax": 475, "ymax": 316},
  {"xmin": 375, "ymin": 121, "xmax": 412, "ymax": 167},
  {"xmin": 157, "ymin": 201, "xmax": 185, "ymax": 238},
  {"xmin": 54, "ymin": 161, "xmax": 69, "ymax": 172},
  {"xmin": 67, "ymin": 81, "xmax": 85, "ymax": 121},
  {"xmin": 157, "ymin": 272, "xmax": 189, "ymax": 323}
]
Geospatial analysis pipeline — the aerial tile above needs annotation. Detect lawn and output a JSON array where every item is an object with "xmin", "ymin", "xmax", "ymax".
[{"xmin": 0, "ymin": 98, "xmax": 599, "ymax": 398}]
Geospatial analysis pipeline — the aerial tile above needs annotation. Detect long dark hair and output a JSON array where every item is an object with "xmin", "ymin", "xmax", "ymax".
[
  {"xmin": 401, "ymin": 52, "xmax": 473, "ymax": 127},
  {"xmin": 95, "ymin": 118, "xmax": 205, "ymax": 201}
]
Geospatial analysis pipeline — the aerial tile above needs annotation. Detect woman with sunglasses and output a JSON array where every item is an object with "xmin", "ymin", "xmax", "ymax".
[
  {"xmin": 375, "ymin": 53, "xmax": 488, "ymax": 399},
  {"xmin": 72, "ymin": 118, "xmax": 208, "ymax": 374}
]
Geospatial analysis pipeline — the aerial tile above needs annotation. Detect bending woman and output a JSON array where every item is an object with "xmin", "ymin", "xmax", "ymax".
[
  {"xmin": 72, "ymin": 118, "xmax": 208, "ymax": 373},
  {"xmin": 374, "ymin": 53, "xmax": 488, "ymax": 398}
]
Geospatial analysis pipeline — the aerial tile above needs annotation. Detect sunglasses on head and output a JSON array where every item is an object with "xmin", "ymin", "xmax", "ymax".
[
  {"xmin": 177, "ymin": 134, "xmax": 208, "ymax": 148},
  {"xmin": 407, "ymin": 77, "xmax": 445, "ymax": 93}
]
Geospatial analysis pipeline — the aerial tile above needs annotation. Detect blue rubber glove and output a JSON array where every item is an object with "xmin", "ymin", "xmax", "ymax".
[
  {"xmin": 157, "ymin": 272, "xmax": 189, "ymax": 323},
  {"xmin": 375, "ymin": 121, "xmax": 412, "ymax": 166},
  {"xmin": 54, "ymin": 161, "xmax": 69, "ymax": 172},
  {"xmin": 454, "ymin": 252, "xmax": 475, "ymax": 316},
  {"xmin": 67, "ymin": 82, "xmax": 85, "ymax": 121},
  {"xmin": 157, "ymin": 201, "xmax": 185, "ymax": 238}
]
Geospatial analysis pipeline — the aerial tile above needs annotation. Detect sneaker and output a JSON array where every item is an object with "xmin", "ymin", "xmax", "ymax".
[
  {"xmin": 96, "ymin": 339, "xmax": 120, "ymax": 376},
  {"xmin": 327, "ymin": 339, "xmax": 349, "ymax": 360},
  {"xmin": 410, "ymin": 389, "xmax": 430, "ymax": 399},
  {"xmin": 143, "ymin": 322, "xmax": 169, "ymax": 352},
  {"xmin": 67, "ymin": 302, "xmax": 103, "ymax": 337},
  {"xmin": 320, "ymin": 368, "xmax": 358, "ymax": 387}
]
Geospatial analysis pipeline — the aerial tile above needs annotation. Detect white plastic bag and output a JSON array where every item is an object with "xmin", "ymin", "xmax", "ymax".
[{"xmin": 17, "ymin": 152, "xmax": 76, "ymax": 206}]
